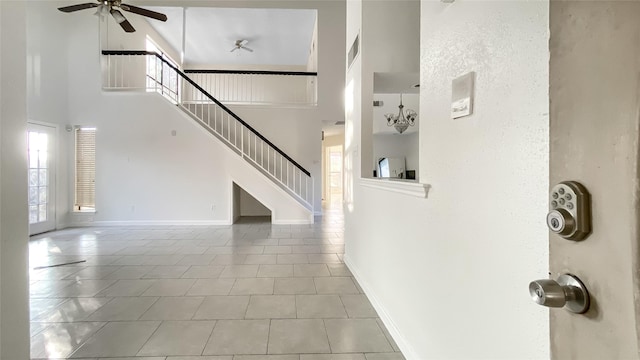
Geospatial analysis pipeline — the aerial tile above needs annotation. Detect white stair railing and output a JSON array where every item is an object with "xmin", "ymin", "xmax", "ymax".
[
  {"xmin": 185, "ymin": 70, "xmax": 317, "ymax": 106},
  {"xmin": 101, "ymin": 50, "xmax": 314, "ymax": 210}
]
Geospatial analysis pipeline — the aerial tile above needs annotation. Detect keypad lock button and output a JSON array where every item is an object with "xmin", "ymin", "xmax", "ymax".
[{"xmin": 547, "ymin": 181, "xmax": 591, "ymax": 241}]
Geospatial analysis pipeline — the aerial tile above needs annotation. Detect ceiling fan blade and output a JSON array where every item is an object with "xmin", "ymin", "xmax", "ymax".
[
  {"xmin": 120, "ymin": 3, "xmax": 168, "ymax": 22},
  {"xmin": 240, "ymin": 40, "xmax": 249, "ymax": 46},
  {"xmin": 230, "ymin": 47, "xmax": 239, "ymax": 53},
  {"xmin": 242, "ymin": 46, "xmax": 254, "ymax": 53},
  {"xmin": 111, "ymin": 10, "xmax": 135, "ymax": 33},
  {"xmin": 58, "ymin": 3, "xmax": 99, "ymax": 13}
]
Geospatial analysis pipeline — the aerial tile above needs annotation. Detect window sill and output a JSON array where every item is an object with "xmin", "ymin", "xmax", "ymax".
[{"xmin": 360, "ymin": 178, "xmax": 430, "ymax": 198}]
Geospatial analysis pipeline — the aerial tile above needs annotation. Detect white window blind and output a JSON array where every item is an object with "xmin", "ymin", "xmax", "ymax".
[{"xmin": 75, "ymin": 128, "xmax": 96, "ymax": 211}]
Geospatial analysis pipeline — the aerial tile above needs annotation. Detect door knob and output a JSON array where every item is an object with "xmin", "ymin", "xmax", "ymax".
[{"xmin": 529, "ymin": 274, "xmax": 590, "ymax": 314}]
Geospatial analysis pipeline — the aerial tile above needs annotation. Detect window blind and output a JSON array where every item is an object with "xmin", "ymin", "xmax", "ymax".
[{"xmin": 75, "ymin": 128, "xmax": 96, "ymax": 210}]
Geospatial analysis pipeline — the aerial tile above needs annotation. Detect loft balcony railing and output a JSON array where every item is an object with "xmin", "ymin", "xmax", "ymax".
[
  {"xmin": 101, "ymin": 50, "xmax": 314, "ymax": 210},
  {"xmin": 185, "ymin": 69, "xmax": 317, "ymax": 106}
]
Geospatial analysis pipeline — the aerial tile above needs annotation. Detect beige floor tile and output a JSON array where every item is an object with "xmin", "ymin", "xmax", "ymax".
[
  {"xmin": 327, "ymin": 264, "xmax": 352, "ymax": 277},
  {"xmin": 97, "ymin": 279, "xmax": 156, "ymax": 297},
  {"xmin": 141, "ymin": 279, "xmax": 196, "ymax": 296},
  {"xmin": 142, "ymin": 265, "xmax": 190, "ymax": 279},
  {"xmin": 294, "ymin": 264, "xmax": 331, "ymax": 277},
  {"xmin": 167, "ymin": 356, "xmax": 232, "ymax": 360},
  {"xmin": 220, "ymin": 265, "xmax": 259, "ymax": 278},
  {"xmin": 245, "ymin": 295, "xmax": 296, "ymax": 319},
  {"xmin": 33, "ymin": 297, "xmax": 111, "ymax": 322},
  {"xmin": 186, "ymin": 278, "xmax": 236, "ymax": 296},
  {"xmin": 64, "ymin": 265, "xmax": 121, "ymax": 280},
  {"xmin": 324, "ymin": 319, "xmax": 393, "ymax": 353},
  {"xmin": 30, "ymin": 321, "xmax": 105, "ymax": 359},
  {"xmin": 235, "ymin": 356, "xmax": 300, "ymax": 360},
  {"xmin": 263, "ymin": 246, "xmax": 292, "ymax": 254},
  {"xmin": 212, "ymin": 254, "xmax": 248, "ymax": 265},
  {"xmin": 268, "ymin": 319, "xmax": 330, "ymax": 354},
  {"xmin": 314, "ymin": 277, "xmax": 359, "ymax": 295},
  {"xmin": 376, "ymin": 318, "xmax": 401, "ymax": 352},
  {"xmin": 341, "ymin": 295, "xmax": 377, "ymax": 318},
  {"xmin": 203, "ymin": 320, "xmax": 269, "ymax": 355},
  {"xmin": 296, "ymin": 295, "xmax": 347, "ymax": 319},
  {"xmin": 257, "ymin": 265, "xmax": 293, "ymax": 278},
  {"xmin": 301, "ymin": 355, "xmax": 365, "ymax": 360},
  {"xmin": 177, "ymin": 254, "xmax": 217, "ymax": 265},
  {"xmin": 244, "ymin": 255, "xmax": 278, "ymax": 265},
  {"xmin": 86, "ymin": 297, "xmax": 158, "ymax": 321},
  {"xmin": 70, "ymin": 321, "xmax": 160, "ymax": 358},
  {"xmin": 137, "ymin": 320, "xmax": 216, "ymax": 356},
  {"xmin": 230, "ymin": 278, "xmax": 275, "ymax": 295},
  {"xmin": 308, "ymin": 254, "xmax": 341, "ymax": 264},
  {"xmin": 277, "ymin": 254, "xmax": 309, "ymax": 264},
  {"xmin": 140, "ymin": 296, "xmax": 205, "ymax": 320},
  {"xmin": 104, "ymin": 266, "xmax": 154, "ymax": 280},
  {"xmin": 193, "ymin": 296, "xmax": 250, "ymax": 319},
  {"xmin": 181, "ymin": 265, "xmax": 226, "ymax": 279},
  {"xmin": 274, "ymin": 278, "xmax": 317, "ymax": 295},
  {"xmin": 364, "ymin": 354, "xmax": 406, "ymax": 360}
]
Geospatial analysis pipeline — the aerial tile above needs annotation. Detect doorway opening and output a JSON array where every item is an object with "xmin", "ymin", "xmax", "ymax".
[
  {"xmin": 27, "ymin": 123, "xmax": 56, "ymax": 235},
  {"xmin": 325, "ymin": 144, "xmax": 343, "ymax": 206},
  {"xmin": 232, "ymin": 182, "xmax": 272, "ymax": 224}
]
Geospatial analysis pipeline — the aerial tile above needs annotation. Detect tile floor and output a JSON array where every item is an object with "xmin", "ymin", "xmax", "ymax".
[{"xmin": 28, "ymin": 206, "xmax": 405, "ymax": 360}]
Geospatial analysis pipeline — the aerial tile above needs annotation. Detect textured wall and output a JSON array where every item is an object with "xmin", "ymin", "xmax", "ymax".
[{"xmin": 344, "ymin": 1, "xmax": 550, "ymax": 358}]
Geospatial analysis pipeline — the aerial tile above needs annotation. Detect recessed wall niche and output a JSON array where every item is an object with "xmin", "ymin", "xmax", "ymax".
[{"xmin": 372, "ymin": 72, "xmax": 420, "ymax": 181}]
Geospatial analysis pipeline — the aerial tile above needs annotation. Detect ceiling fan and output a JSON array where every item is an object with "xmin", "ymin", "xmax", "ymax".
[
  {"xmin": 231, "ymin": 40, "xmax": 254, "ymax": 53},
  {"xmin": 58, "ymin": 0, "xmax": 167, "ymax": 33}
]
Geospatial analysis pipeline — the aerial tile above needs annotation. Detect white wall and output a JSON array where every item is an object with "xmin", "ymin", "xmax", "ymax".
[
  {"xmin": 0, "ymin": 1, "xmax": 30, "ymax": 358},
  {"xmin": 239, "ymin": 188, "xmax": 271, "ymax": 217},
  {"xmin": 344, "ymin": 1, "xmax": 549, "ymax": 359}
]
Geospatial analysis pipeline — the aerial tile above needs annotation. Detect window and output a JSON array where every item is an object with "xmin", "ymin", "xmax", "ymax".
[{"xmin": 75, "ymin": 127, "xmax": 96, "ymax": 211}]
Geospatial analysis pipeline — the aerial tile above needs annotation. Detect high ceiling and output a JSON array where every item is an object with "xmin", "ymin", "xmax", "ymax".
[{"xmin": 147, "ymin": 7, "xmax": 317, "ymax": 67}]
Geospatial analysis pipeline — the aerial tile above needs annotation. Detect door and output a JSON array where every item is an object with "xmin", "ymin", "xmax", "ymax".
[
  {"xmin": 27, "ymin": 123, "xmax": 56, "ymax": 235},
  {"xmin": 546, "ymin": 2, "xmax": 640, "ymax": 358}
]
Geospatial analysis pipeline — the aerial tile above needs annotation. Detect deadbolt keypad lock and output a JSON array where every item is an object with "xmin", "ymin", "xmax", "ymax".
[{"xmin": 547, "ymin": 181, "xmax": 591, "ymax": 241}]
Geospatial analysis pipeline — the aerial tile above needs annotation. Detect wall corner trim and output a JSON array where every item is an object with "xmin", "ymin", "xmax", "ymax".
[
  {"xmin": 344, "ymin": 254, "xmax": 420, "ymax": 360},
  {"xmin": 360, "ymin": 178, "xmax": 430, "ymax": 198}
]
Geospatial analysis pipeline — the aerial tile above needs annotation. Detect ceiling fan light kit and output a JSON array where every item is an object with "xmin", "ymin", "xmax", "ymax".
[{"xmin": 58, "ymin": 0, "xmax": 168, "ymax": 33}]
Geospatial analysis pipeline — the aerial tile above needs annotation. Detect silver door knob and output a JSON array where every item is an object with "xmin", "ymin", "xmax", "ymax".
[{"xmin": 529, "ymin": 274, "xmax": 590, "ymax": 314}]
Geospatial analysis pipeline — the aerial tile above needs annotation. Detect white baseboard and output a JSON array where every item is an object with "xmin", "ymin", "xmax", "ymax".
[
  {"xmin": 67, "ymin": 220, "xmax": 232, "ymax": 227},
  {"xmin": 344, "ymin": 254, "xmax": 420, "ymax": 360}
]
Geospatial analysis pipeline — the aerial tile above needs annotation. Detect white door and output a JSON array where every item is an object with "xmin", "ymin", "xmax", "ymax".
[{"xmin": 27, "ymin": 123, "xmax": 56, "ymax": 235}]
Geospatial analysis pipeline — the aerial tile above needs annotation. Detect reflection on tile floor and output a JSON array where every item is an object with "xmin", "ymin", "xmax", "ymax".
[{"xmin": 29, "ymin": 206, "xmax": 404, "ymax": 359}]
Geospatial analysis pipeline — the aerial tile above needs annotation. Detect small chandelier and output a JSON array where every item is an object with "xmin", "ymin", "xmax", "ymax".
[{"xmin": 384, "ymin": 94, "xmax": 417, "ymax": 134}]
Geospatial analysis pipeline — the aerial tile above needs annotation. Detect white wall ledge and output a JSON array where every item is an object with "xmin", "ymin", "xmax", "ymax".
[{"xmin": 360, "ymin": 178, "xmax": 430, "ymax": 198}]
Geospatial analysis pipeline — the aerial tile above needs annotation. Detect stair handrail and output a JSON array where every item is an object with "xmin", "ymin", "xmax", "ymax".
[
  {"xmin": 102, "ymin": 50, "xmax": 312, "ymax": 178},
  {"xmin": 185, "ymin": 69, "xmax": 317, "ymax": 76}
]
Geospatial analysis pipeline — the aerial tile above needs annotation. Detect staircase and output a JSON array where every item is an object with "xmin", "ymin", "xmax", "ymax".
[{"xmin": 101, "ymin": 50, "xmax": 314, "ymax": 212}]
